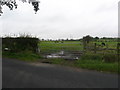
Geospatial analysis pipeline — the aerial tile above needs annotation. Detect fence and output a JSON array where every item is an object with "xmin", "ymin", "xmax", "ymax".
[
  {"xmin": 39, "ymin": 41, "xmax": 120, "ymax": 62},
  {"xmin": 39, "ymin": 41, "xmax": 84, "ymax": 60},
  {"xmin": 84, "ymin": 42, "xmax": 120, "ymax": 62}
]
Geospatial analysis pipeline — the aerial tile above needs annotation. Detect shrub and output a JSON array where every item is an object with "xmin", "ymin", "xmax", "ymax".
[
  {"xmin": 103, "ymin": 53, "xmax": 118, "ymax": 63},
  {"xmin": 2, "ymin": 36, "xmax": 39, "ymax": 53},
  {"xmin": 75, "ymin": 59, "xmax": 118, "ymax": 73},
  {"xmin": 81, "ymin": 53, "xmax": 103, "ymax": 61}
]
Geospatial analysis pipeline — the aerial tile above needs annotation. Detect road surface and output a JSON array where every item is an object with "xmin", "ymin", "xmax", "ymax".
[{"xmin": 2, "ymin": 58, "xmax": 118, "ymax": 88}]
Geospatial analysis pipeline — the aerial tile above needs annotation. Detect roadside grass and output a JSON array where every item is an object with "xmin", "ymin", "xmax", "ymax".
[
  {"xmin": 75, "ymin": 52, "xmax": 119, "ymax": 73},
  {"xmin": 39, "ymin": 57, "xmax": 119, "ymax": 74},
  {"xmin": 0, "ymin": 51, "xmax": 2, "ymax": 58},
  {"xmin": 2, "ymin": 51, "xmax": 119, "ymax": 73},
  {"xmin": 80, "ymin": 53, "xmax": 103, "ymax": 60},
  {"xmin": 41, "ymin": 58, "xmax": 75, "ymax": 67},
  {"xmin": 75, "ymin": 60, "xmax": 119, "ymax": 73},
  {"xmin": 2, "ymin": 51, "xmax": 42, "ymax": 62}
]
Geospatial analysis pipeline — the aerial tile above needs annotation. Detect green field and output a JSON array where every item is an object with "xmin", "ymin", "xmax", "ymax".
[
  {"xmin": 39, "ymin": 40, "xmax": 118, "ymax": 54},
  {"xmin": 93, "ymin": 41, "xmax": 118, "ymax": 49},
  {"xmin": 39, "ymin": 41, "xmax": 83, "ymax": 54}
]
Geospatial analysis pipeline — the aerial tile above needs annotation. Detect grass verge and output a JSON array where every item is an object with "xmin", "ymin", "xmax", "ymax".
[
  {"xmin": 75, "ymin": 60, "xmax": 119, "ymax": 73},
  {"xmin": 2, "ymin": 51, "xmax": 119, "ymax": 74},
  {"xmin": 2, "ymin": 51, "xmax": 42, "ymax": 62},
  {"xmin": 39, "ymin": 58, "xmax": 119, "ymax": 74}
]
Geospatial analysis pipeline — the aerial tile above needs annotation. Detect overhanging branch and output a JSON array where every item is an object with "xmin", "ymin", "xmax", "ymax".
[{"xmin": 0, "ymin": 0, "xmax": 40, "ymax": 16}]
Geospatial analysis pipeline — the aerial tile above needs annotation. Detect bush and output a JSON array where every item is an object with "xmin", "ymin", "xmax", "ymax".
[
  {"xmin": 75, "ymin": 59, "xmax": 118, "ymax": 73},
  {"xmin": 103, "ymin": 53, "xmax": 118, "ymax": 63},
  {"xmin": 81, "ymin": 53, "xmax": 103, "ymax": 61},
  {"xmin": 2, "ymin": 36, "xmax": 39, "ymax": 53}
]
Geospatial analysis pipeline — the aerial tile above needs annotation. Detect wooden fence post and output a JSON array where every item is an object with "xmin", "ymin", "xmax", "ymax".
[
  {"xmin": 117, "ymin": 43, "xmax": 120, "ymax": 62},
  {"xmin": 94, "ymin": 43, "xmax": 97, "ymax": 54},
  {"xmin": 83, "ymin": 41, "xmax": 86, "ymax": 54}
]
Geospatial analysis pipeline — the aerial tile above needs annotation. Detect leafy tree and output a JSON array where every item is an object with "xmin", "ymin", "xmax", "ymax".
[
  {"xmin": 82, "ymin": 35, "xmax": 93, "ymax": 50},
  {"xmin": 83, "ymin": 35, "xmax": 93, "ymax": 44},
  {"xmin": 0, "ymin": 0, "xmax": 40, "ymax": 16},
  {"xmin": 102, "ymin": 37, "xmax": 107, "ymax": 39},
  {"xmin": 94, "ymin": 36, "xmax": 99, "ymax": 40},
  {"xmin": 94, "ymin": 36, "xmax": 99, "ymax": 41}
]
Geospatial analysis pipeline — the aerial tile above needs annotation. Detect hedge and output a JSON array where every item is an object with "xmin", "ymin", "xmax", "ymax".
[{"xmin": 2, "ymin": 37, "xmax": 40, "ymax": 53}]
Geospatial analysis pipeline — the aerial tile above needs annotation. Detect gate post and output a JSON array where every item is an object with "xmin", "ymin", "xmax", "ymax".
[
  {"xmin": 117, "ymin": 43, "xmax": 120, "ymax": 62},
  {"xmin": 94, "ymin": 43, "xmax": 97, "ymax": 54}
]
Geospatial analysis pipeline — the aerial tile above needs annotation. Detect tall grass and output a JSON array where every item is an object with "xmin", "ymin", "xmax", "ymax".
[
  {"xmin": 75, "ymin": 59, "xmax": 119, "ymax": 73},
  {"xmin": 3, "ymin": 51, "xmax": 42, "ymax": 62},
  {"xmin": 40, "ymin": 58, "xmax": 119, "ymax": 73}
]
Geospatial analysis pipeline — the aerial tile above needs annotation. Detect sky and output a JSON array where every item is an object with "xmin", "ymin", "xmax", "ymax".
[{"xmin": 0, "ymin": 0, "xmax": 119, "ymax": 40}]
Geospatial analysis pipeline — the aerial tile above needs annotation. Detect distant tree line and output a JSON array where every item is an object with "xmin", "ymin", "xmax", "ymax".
[{"xmin": 40, "ymin": 36, "xmax": 118, "ymax": 42}]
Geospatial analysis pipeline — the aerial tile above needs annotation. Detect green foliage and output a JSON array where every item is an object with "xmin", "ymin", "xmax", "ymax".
[
  {"xmin": 3, "ymin": 51, "xmax": 42, "ymax": 62},
  {"xmin": 39, "ymin": 57, "xmax": 119, "ymax": 73},
  {"xmin": 83, "ymin": 35, "xmax": 93, "ymax": 44},
  {"xmin": 2, "ymin": 36, "xmax": 39, "ymax": 53},
  {"xmin": 82, "ymin": 35, "xmax": 93, "ymax": 50},
  {"xmin": 103, "ymin": 53, "xmax": 118, "ymax": 63},
  {"xmin": 75, "ymin": 60, "xmax": 119, "ymax": 73},
  {"xmin": 0, "ymin": 0, "xmax": 40, "ymax": 16},
  {"xmin": 81, "ymin": 53, "xmax": 103, "ymax": 60}
]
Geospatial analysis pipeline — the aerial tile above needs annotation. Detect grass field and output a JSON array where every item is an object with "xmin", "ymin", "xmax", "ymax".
[
  {"xmin": 93, "ymin": 41, "xmax": 118, "ymax": 49},
  {"xmin": 39, "ymin": 41, "xmax": 83, "ymax": 54},
  {"xmin": 39, "ymin": 41, "xmax": 118, "ymax": 54}
]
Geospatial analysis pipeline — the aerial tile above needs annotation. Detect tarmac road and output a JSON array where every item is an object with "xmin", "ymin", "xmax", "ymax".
[{"xmin": 2, "ymin": 58, "xmax": 118, "ymax": 88}]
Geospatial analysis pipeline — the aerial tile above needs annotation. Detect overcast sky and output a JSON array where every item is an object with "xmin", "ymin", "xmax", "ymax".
[{"xmin": 0, "ymin": 0, "xmax": 119, "ymax": 39}]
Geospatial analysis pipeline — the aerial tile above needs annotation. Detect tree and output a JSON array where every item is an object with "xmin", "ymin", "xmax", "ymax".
[
  {"xmin": 83, "ymin": 35, "xmax": 93, "ymax": 44},
  {"xmin": 94, "ymin": 36, "xmax": 99, "ymax": 40},
  {"xmin": 83, "ymin": 35, "xmax": 93, "ymax": 50},
  {"xmin": 94, "ymin": 36, "xmax": 99, "ymax": 41},
  {"xmin": 0, "ymin": 0, "xmax": 40, "ymax": 16}
]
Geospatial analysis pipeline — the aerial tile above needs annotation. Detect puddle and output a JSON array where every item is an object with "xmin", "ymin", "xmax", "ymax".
[{"xmin": 44, "ymin": 51, "xmax": 82, "ymax": 60}]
